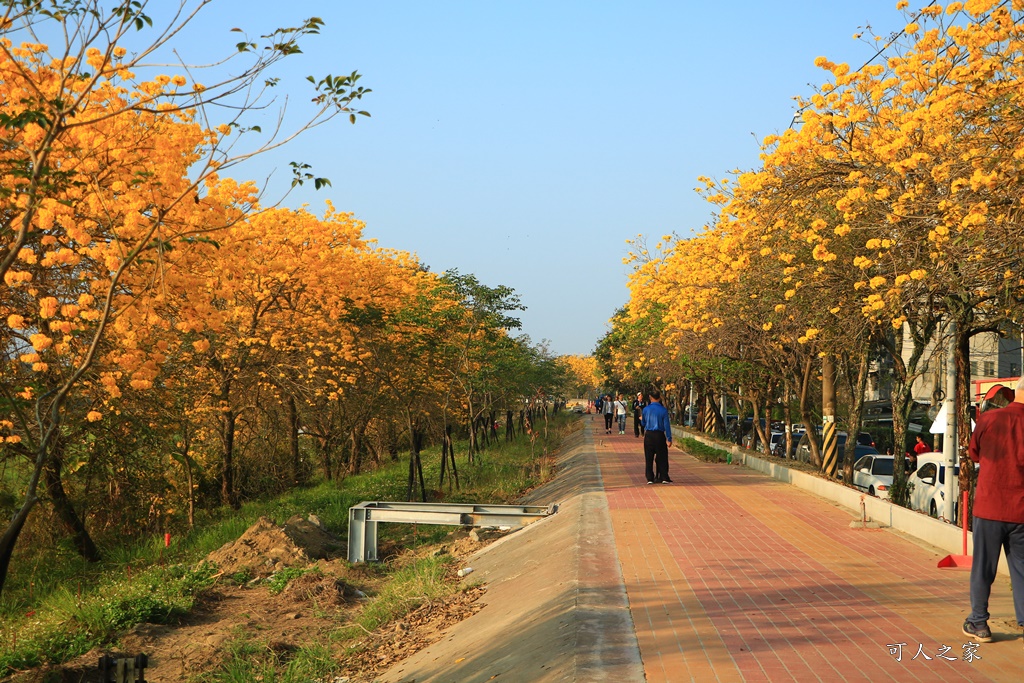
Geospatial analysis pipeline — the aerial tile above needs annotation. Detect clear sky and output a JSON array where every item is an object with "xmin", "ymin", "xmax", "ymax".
[{"xmin": 155, "ymin": 1, "xmax": 910, "ymax": 356}]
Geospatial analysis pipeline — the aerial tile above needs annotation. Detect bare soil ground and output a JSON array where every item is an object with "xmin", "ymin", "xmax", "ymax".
[{"xmin": 4, "ymin": 516, "xmax": 500, "ymax": 683}]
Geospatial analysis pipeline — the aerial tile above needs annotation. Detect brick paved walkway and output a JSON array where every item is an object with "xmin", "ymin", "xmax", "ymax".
[{"xmin": 589, "ymin": 416, "xmax": 1022, "ymax": 682}]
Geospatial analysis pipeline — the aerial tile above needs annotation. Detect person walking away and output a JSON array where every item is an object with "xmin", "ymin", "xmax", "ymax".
[
  {"xmin": 603, "ymin": 395, "xmax": 614, "ymax": 434},
  {"xmin": 641, "ymin": 390, "xmax": 673, "ymax": 484},
  {"xmin": 632, "ymin": 392, "xmax": 647, "ymax": 438},
  {"xmin": 614, "ymin": 395, "xmax": 628, "ymax": 434},
  {"xmin": 962, "ymin": 376, "xmax": 1024, "ymax": 643}
]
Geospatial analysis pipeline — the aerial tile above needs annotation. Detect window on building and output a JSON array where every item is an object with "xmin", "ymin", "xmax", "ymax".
[
  {"xmin": 983, "ymin": 360, "xmax": 995, "ymax": 376},
  {"xmin": 970, "ymin": 360, "xmax": 978, "ymax": 376}
]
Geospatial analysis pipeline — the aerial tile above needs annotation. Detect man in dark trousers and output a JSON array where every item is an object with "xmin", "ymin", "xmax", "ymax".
[
  {"xmin": 641, "ymin": 390, "xmax": 673, "ymax": 484},
  {"xmin": 963, "ymin": 376, "xmax": 1024, "ymax": 643},
  {"xmin": 632, "ymin": 392, "xmax": 647, "ymax": 438}
]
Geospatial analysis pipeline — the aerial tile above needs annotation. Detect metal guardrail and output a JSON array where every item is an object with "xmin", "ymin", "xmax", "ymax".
[{"xmin": 347, "ymin": 501, "xmax": 557, "ymax": 563}]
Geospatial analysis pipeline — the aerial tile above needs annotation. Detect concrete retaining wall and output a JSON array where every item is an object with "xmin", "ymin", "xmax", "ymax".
[{"xmin": 682, "ymin": 430, "xmax": 1009, "ymax": 577}]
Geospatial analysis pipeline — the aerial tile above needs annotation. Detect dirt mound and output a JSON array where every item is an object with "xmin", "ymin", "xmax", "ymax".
[
  {"xmin": 205, "ymin": 515, "xmax": 343, "ymax": 576},
  {"xmin": 282, "ymin": 571, "xmax": 354, "ymax": 607}
]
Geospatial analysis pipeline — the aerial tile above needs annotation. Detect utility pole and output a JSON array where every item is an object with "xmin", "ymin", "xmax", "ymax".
[
  {"xmin": 943, "ymin": 320, "xmax": 958, "ymax": 521},
  {"xmin": 822, "ymin": 354, "xmax": 838, "ymax": 476}
]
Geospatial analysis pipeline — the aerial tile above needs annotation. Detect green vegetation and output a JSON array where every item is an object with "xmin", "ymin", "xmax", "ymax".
[
  {"xmin": 212, "ymin": 638, "xmax": 337, "ymax": 683},
  {"xmin": 0, "ymin": 413, "xmax": 579, "ymax": 677},
  {"xmin": 267, "ymin": 567, "xmax": 318, "ymax": 596},
  {"xmin": 335, "ymin": 554, "xmax": 453, "ymax": 642},
  {"xmin": 680, "ymin": 437, "xmax": 732, "ymax": 463},
  {"xmin": 0, "ymin": 562, "xmax": 217, "ymax": 672}
]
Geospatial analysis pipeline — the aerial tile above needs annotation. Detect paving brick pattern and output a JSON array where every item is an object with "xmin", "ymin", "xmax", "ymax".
[{"xmin": 590, "ymin": 417, "xmax": 1022, "ymax": 682}]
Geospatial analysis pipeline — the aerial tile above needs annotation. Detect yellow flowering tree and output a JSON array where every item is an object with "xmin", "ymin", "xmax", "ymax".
[{"xmin": 0, "ymin": 1, "xmax": 368, "ymax": 595}]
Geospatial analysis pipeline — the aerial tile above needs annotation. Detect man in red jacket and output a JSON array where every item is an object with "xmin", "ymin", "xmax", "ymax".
[{"xmin": 963, "ymin": 377, "xmax": 1024, "ymax": 643}]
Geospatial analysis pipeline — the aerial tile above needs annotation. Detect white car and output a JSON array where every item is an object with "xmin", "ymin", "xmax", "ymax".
[
  {"xmin": 909, "ymin": 454, "xmax": 948, "ymax": 518},
  {"xmin": 850, "ymin": 452, "xmax": 893, "ymax": 499},
  {"xmin": 756, "ymin": 431, "xmax": 785, "ymax": 456},
  {"xmin": 908, "ymin": 453, "xmax": 975, "ymax": 520}
]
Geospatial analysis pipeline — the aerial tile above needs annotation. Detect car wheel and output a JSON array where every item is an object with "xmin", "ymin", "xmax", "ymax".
[
  {"xmin": 868, "ymin": 486, "xmax": 875, "ymax": 497},
  {"xmin": 929, "ymin": 501, "xmax": 938, "ymax": 518}
]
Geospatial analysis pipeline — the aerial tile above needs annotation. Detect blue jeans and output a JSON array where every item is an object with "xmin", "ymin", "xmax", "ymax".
[
  {"xmin": 968, "ymin": 517, "xmax": 1024, "ymax": 626},
  {"xmin": 617, "ymin": 414, "xmax": 626, "ymax": 431}
]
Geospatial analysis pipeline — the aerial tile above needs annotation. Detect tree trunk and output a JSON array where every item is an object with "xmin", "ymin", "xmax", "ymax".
[
  {"xmin": 347, "ymin": 422, "xmax": 366, "ymax": 475},
  {"xmin": 318, "ymin": 435, "xmax": 333, "ymax": 482},
  {"xmin": 406, "ymin": 427, "xmax": 427, "ymax": 502},
  {"xmin": 219, "ymin": 378, "xmax": 239, "ymax": 509},
  {"xmin": 183, "ymin": 450, "xmax": 195, "ymax": 530},
  {"xmin": 43, "ymin": 441, "xmax": 100, "ymax": 562},
  {"xmin": 956, "ymin": 326, "xmax": 976, "ymax": 526},
  {"xmin": 889, "ymin": 390, "xmax": 914, "ymax": 507},
  {"xmin": 0, "ymin": 506, "xmax": 32, "ymax": 597},
  {"xmin": 446, "ymin": 424, "xmax": 459, "ymax": 490},
  {"xmin": 467, "ymin": 399, "xmax": 477, "ymax": 463},
  {"xmin": 799, "ymin": 355, "xmax": 821, "ymax": 466},
  {"xmin": 406, "ymin": 442, "xmax": 416, "ymax": 502},
  {"xmin": 439, "ymin": 420, "xmax": 448, "ymax": 488},
  {"xmin": 709, "ymin": 389, "xmax": 727, "ymax": 436},
  {"xmin": 287, "ymin": 396, "xmax": 301, "ymax": 485},
  {"xmin": 842, "ymin": 351, "xmax": 870, "ymax": 483},
  {"xmin": 782, "ymin": 377, "xmax": 794, "ymax": 459},
  {"xmin": 751, "ymin": 389, "xmax": 770, "ymax": 452},
  {"xmin": 415, "ymin": 430, "xmax": 427, "ymax": 502}
]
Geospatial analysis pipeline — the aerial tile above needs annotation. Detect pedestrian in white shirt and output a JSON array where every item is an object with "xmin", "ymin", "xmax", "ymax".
[{"xmin": 614, "ymin": 395, "xmax": 628, "ymax": 434}]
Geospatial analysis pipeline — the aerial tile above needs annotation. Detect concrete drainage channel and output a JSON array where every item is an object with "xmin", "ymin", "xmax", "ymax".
[{"xmin": 368, "ymin": 429, "xmax": 646, "ymax": 683}]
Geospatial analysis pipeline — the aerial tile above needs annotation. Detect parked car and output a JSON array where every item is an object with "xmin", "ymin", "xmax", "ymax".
[
  {"xmin": 848, "ymin": 452, "xmax": 893, "ymax": 498},
  {"xmin": 909, "ymin": 453, "xmax": 947, "ymax": 518},
  {"xmin": 793, "ymin": 432, "xmax": 876, "ymax": 464},
  {"xmin": 854, "ymin": 431, "xmax": 875, "ymax": 448}
]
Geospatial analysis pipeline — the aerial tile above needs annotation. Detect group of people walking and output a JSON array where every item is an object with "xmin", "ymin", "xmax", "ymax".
[
  {"xmin": 596, "ymin": 390, "xmax": 673, "ymax": 484},
  {"xmin": 596, "ymin": 392, "xmax": 651, "ymax": 437}
]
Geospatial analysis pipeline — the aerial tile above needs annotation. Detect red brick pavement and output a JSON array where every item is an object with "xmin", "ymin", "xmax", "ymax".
[{"xmin": 591, "ymin": 417, "xmax": 1022, "ymax": 682}]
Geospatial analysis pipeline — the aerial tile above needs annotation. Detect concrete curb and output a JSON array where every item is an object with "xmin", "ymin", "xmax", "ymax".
[{"xmin": 681, "ymin": 430, "xmax": 1010, "ymax": 577}]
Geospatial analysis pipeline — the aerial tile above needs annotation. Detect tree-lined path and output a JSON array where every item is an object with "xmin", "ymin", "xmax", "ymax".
[{"xmin": 589, "ymin": 417, "xmax": 1021, "ymax": 682}]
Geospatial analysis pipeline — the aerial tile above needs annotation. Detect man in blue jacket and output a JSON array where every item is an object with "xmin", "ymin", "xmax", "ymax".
[{"xmin": 641, "ymin": 390, "xmax": 673, "ymax": 484}]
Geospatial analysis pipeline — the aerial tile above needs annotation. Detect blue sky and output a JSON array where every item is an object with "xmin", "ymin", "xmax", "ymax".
[{"xmin": 152, "ymin": 1, "xmax": 910, "ymax": 355}]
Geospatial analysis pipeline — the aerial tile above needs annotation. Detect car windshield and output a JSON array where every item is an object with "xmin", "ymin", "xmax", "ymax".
[{"xmin": 872, "ymin": 459, "xmax": 894, "ymax": 476}]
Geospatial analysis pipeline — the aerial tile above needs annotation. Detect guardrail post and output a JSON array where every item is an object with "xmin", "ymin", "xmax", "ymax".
[{"xmin": 347, "ymin": 506, "xmax": 377, "ymax": 563}]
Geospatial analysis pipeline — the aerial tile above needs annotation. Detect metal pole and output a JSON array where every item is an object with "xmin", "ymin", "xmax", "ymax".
[{"xmin": 942, "ymin": 321, "xmax": 958, "ymax": 521}]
